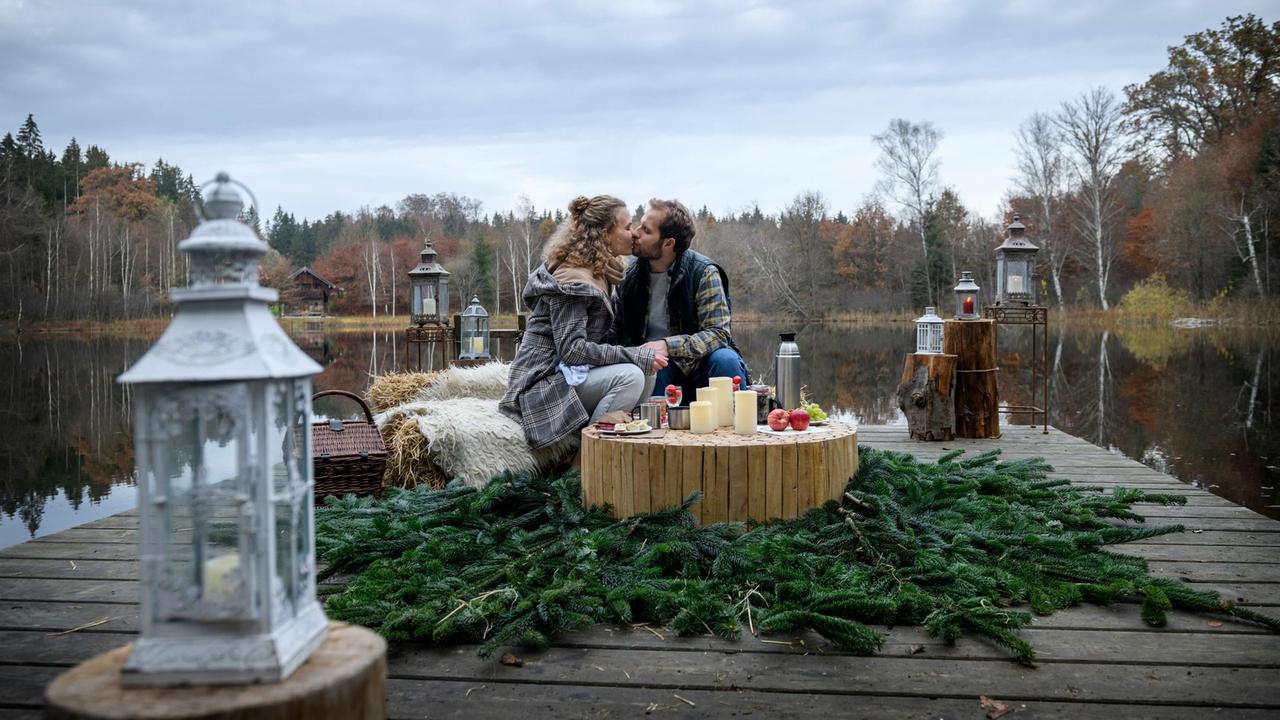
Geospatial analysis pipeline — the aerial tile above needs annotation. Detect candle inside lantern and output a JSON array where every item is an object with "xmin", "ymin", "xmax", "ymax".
[
  {"xmin": 689, "ymin": 400, "xmax": 715, "ymax": 434},
  {"xmin": 733, "ymin": 390, "xmax": 756, "ymax": 435},
  {"xmin": 709, "ymin": 376, "xmax": 734, "ymax": 426},
  {"xmin": 471, "ymin": 336, "xmax": 485, "ymax": 355},
  {"xmin": 202, "ymin": 553, "xmax": 241, "ymax": 604},
  {"xmin": 963, "ymin": 296, "xmax": 974, "ymax": 315},
  {"xmin": 1007, "ymin": 275, "xmax": 1024, "ymax": 293},
  {"xmin": 422, "ymin": 297, "xmax": 436, "ymax": 316}
]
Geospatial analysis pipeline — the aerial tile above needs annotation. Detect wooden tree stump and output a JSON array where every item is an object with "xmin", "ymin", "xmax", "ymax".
[
  {"xmin": 895, "ymin": 353, "xmax": 957, "ymax": 441},
  {"xmin": 44, "ymin": 622, "xmax": 386, "ymax": 720},
  {"xmin": 943, "ymin": 319, "xmax": 1000, "ymax": 438}
]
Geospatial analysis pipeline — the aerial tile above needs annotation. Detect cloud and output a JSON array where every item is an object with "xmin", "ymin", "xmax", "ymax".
[{"xmin": 0, "ymin": 0, "xmax": 1267, "ymax": 220}]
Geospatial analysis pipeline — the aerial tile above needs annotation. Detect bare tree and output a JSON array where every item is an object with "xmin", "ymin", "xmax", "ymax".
[
  {"xmin": 498, "ymin": 195, "xmax": 539, "ymax": 313},
  {"xmin": 740, "ymin": 220, "xmax": 806, "ymax": 317},
  {"xmin": 362, "ymin": 234, "xmax": 379, "ymax": 318},
  {"xmin": 874, "ymin": 118, "xmax": 942, "ymax": 304},
  {"xmin": 1057, "ymin": 87, "xmax": 1126, "ymax": 309},
  {"xmin": 1013, "ymin": 112, "xmax": 1068, "ymax": 305}
]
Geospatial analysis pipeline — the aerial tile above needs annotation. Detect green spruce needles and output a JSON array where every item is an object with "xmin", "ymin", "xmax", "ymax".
[{"xmin": 315, "ymin": 447, "xmax": 1279, "ymax": 664}]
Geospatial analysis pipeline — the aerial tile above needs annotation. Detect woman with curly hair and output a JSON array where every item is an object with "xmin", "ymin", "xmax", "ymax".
[{"xmin": 499, "ymin": 195, "xmax": 668, "ymax": 450}]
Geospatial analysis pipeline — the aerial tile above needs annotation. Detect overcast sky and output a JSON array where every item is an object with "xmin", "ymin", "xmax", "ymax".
[{"xmin": 2, "ymin": 0, "xmax": 1274, "ymax": 223}]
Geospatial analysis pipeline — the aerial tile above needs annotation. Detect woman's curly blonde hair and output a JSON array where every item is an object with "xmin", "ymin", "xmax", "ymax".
[{"xmin": 542, "ymin": 194, "xmax": 626, "ymax": 276}]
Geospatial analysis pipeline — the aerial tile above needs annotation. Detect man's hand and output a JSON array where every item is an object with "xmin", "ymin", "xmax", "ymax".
[
  {"xmin": 640, "ymin": 340, "xmax": 669, "ymax": 374},
  {"xmin": 640, "ymin": 339, "xmax": 668, "ymax": 356}
]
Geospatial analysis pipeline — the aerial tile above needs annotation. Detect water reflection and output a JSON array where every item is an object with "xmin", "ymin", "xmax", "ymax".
[{"xmin": 2, "ymin": 322, "xmax": 1278, "ymax": 547}]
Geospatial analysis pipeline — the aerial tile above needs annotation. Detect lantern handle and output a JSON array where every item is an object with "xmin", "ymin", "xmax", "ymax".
[{"xmin": 194, "ymin": 172, "xmax": 261, "ymax": 230}]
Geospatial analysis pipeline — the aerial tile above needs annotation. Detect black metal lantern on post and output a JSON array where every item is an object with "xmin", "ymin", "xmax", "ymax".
[
  {"xmin": 994, "ymin": 214, "xmax": 1039, "ymax": 306},
  {"xmin": 408, "ymin": 239, "xmax": 450, "ymax": 327},
  {"xmin": 406, "ymin": 239, "xmax": 451, "ymax": 371}
]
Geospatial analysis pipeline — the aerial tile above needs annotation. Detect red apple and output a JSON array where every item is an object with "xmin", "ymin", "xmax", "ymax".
[
  {"xmin": 767, "ymin": 408, "xmax": 791, "ymax": 431},
  {"xmin": 789, "ymin": 408, "xmax": 811, "ymax": 431}
]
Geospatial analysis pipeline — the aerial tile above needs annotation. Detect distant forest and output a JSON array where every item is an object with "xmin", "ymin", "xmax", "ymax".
[{"xmin": 1, "ymin": 15, "xmax": 1277, "ymax": 321}]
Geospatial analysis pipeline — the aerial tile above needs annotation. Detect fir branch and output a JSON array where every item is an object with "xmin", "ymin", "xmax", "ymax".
[{"xmin": 314, "ymin": 447, "xmax": 1280, "ymax": 663}]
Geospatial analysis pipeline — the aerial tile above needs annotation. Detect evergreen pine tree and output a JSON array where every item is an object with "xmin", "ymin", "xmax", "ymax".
[
  {"xmin": 14, "ymin": 114, "xmax": 43, "ymax": 191},
  {"xmin": 61, "ymin": 138, "xmax": 82, "ymax": 202},
  {"xmin": 471, "ymin": 235, "xmax": 495, "ymax": 307},
  {"xmin": 84, "ymin": 145, "xmax": 110, "ymax": 171}
]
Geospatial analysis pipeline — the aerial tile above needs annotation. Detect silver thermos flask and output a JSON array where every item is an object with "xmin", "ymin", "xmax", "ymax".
[{"xmin": 774, "ymin": 332, "xmax": 801, "ymax": 411}]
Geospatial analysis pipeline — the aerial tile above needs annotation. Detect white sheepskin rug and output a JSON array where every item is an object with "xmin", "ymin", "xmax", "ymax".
[{"xmin": 375, "ymin": 362, "xmax": 576, "ymax": 489}]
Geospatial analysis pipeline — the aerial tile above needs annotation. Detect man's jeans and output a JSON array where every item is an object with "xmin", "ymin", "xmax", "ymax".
[{"xmin": 654, "ymin": 347, "xmax": 751, "ymax": 405}]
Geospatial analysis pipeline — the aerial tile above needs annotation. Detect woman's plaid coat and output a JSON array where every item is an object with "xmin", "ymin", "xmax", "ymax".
[{"xmin": 499, "ymin": 263, "xmax": 655, "ymax": 450}]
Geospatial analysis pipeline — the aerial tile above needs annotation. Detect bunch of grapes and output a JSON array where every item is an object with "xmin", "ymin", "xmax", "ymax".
[{"xmin": 802, "ymin": 402, "xmax": 828, "ymax": 422}]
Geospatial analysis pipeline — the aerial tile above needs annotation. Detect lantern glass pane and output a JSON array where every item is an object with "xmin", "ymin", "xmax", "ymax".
[
  {"xmin": 155, "ymin": 386, "xmax": 252, "ymax": 621},
  {"xmin": 1007, "ymin": 259, "xmax": 1027, "ymax": 294},
  {"xmin": 916, "ymin": 324, "xmax": 928, "ymax": 353},
  {"xmin": 267, "ymin": 381, "xmax": 308, "ymax": 616}
]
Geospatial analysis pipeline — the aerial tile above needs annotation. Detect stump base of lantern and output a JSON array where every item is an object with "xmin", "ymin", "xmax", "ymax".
[
  {"xmin": 44, "ymin": 622, "xmax": 387, "ymax": 720},
  {"xmin": 580, "ymin": 422, "xmax": 858, "ymax": 524},
  {"xmin": 895, "ymin": 353, "xmax": 957, "ymax": 441},
  {"xmin": 944, "ymin": 319, "xmax": 1000, "ymax": 439}
]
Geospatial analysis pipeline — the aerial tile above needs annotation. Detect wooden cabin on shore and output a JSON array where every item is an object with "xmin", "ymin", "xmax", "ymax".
[{"xmin": 284, "ymin": 267, "xmax": 336, "ymax": 317}]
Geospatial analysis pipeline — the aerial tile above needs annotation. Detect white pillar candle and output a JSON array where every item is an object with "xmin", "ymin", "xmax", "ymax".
[
  {"xmin": 709, "ymin": 376, "xmax": 734, "ymax": 426},
  {"xmin": 734, "ymin": 390, "xmax": 756, "ymax": 435},
  {"xmin": 471, "ymin": 336, "xmax": 485, "ymax": 355},
  {"xmin": 689, "ymin": 400, "xmax": 715, "ymax": 434},
  {"xmin": 202, "ymin": 553, "xmax": 241, "ymax": 604},
  {"xmin": 422, "ymin": 297, "xmax": 436, "ymax": 316},
  {"xmin": 696, "ymin": 385, "xmax": 718, "ymax": 418}
]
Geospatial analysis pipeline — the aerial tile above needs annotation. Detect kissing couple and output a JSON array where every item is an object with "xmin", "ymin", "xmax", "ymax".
[{"xmin": 500, "ymin": 195, "xmax": 750, "ymax": 451}]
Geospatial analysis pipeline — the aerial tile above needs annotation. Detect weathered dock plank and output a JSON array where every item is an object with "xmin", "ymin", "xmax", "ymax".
[{"xmin": 0, "ymin": 424, "xmax": 1275, "ymax": 718}]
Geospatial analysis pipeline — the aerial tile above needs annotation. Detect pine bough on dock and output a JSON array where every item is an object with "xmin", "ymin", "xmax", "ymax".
[{"xmin": 315, "ymin": 447, "xmax": 1280, "ymax": 664}]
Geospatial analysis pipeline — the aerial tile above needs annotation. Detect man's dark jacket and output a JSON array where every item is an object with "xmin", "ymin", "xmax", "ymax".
[{"xmin": 611, "ymin": 249, "xmax": 740, "ymax": 359}]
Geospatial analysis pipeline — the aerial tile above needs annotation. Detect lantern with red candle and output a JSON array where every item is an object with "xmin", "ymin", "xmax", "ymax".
[{"xmin": 954, "ymin": 271, "xmax": 980, "ymax": 320}]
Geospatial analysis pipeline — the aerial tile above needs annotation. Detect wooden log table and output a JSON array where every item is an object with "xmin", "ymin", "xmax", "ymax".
[{"xmin": 580, "ymin": 422, "xmax": 858, "ymax": 524}]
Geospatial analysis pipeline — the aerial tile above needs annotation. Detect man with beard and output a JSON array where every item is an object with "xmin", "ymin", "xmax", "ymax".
[{"xmin": 611, "ymin": 198, "xmax": 750, "ymax": 402}]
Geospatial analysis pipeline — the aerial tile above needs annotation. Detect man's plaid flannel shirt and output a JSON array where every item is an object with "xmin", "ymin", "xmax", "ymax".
[{"xmin": 665, "ymin": 265, "xmax": 733, "ymax": 374}]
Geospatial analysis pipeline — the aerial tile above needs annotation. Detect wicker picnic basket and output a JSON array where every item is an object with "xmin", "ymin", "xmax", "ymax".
[{"xmin": 312, "ymin": 390, "xmax": 387, "ymax": 502}]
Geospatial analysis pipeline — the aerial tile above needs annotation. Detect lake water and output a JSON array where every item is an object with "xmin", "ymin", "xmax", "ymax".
[{"xmin": 3, "ymin": 321, "xmax": 1278, "ymax": 549}]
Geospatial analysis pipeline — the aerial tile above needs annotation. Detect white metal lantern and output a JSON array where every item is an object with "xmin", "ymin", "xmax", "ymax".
[
  {"xmin": 459, "ymin": 296, "xmax": 491, "ymax": 359},
  {"xmin": 954, "ymin": 271, "xmax": 981, "ymax": 320},
  {"xmin": 915, "ymin": 306, "xmax": 945, "ymax": 354},
  {"xmin": 995, "ymin": 214, "xmax": 1039, "ymax": 305},
  {"xmin": 117, "ymin": 173, "xmax": 328, "ymax": 686},
  {"xmin": 408, "ymin": 239, "xmax": 450, "ymax": 326}
]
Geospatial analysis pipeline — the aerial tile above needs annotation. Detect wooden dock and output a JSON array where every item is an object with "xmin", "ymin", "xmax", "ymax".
[{"xmin": 1, "ymin": 425, "xmax": 1278, "ymax": 718}]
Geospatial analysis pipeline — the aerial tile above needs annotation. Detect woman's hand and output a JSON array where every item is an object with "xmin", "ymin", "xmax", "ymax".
[{"xmin": 650, "ymin": 352, "xmax": 669, "ymax": 374}]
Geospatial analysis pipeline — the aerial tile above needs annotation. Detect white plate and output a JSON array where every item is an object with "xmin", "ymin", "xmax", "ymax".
[
  {"xmin": 810, "ymin": 419, "xmax": 830, "ymax": 426},
  {"xmin": 607, "ymin": 425, "xmax": 653, "ymax": 436}
]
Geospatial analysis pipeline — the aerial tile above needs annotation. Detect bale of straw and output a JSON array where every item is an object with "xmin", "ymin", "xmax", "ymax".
[
  {"xmin": 382, "ymin": 416, "xmax": 448, "ymax": 490},
  {"xmin": 367, "ymin": 371, "xmax": 444, "ymax": 413}
]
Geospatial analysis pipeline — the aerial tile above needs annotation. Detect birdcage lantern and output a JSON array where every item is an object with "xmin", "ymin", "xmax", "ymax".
[
  {"xmin": 408, "ymin": 239, "xmax": 450, "ymax": 326},
  {"xmin": 954, "ymin": 271, "xmax": 981, "ymax": 320},
  {"xmin": 459, "ymin": 296, "xmax": 491, "ymax": 359},
  {"xmin": 995, "ymin": 214, "xmax": 1039, "ymax": 305},
  {"xmin": 915, "ymin": 306, "xmax": 945, "ymax": 354},
  {"xmin": 116, "ymin": 173, "xmax": 328, "ymax": 686}
]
